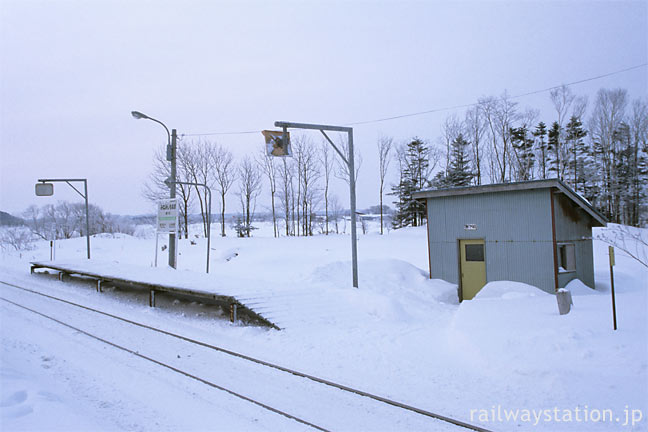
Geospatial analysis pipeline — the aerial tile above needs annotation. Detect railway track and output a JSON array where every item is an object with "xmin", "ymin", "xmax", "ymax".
[{"xmin": 0, "ymin": 278, "xmax": 492, "ymax": 432}]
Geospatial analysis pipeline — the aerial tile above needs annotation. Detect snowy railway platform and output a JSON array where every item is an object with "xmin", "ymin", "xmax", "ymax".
[{"xmin": 29, "ymin": 259, "xmax": 301, "ymax": 330}]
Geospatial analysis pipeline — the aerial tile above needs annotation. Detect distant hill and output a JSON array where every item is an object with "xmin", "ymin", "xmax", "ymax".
[{"xmin": 0, "ymin": 211, "xmax": 25, "ymax": 227}]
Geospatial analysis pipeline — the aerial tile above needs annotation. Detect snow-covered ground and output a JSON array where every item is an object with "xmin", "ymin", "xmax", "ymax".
[{"xmin": 1, "ymin": 222, "xmax": 646, "ymax": 431}]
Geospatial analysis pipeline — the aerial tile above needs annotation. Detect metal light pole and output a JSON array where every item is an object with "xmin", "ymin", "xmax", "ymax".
[
  {"xmin": 35, "ymin": 178, "xmax": 91, "ymax": 259},
  {"xmin": 274, "ymin": 121, "xmax": 359, "ymax": 288},
  {"xmin": 169, "ymin": 180, "xmax": 212, "ymax": 273},
  {"xmin": 132, "ymin": 111, "xmax": 178, "ymax": 269}
]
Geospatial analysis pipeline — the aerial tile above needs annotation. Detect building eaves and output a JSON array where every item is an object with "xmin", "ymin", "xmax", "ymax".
[{"xmin": 413, "ymin": 179, "xmax": 607, "ymax": 227}]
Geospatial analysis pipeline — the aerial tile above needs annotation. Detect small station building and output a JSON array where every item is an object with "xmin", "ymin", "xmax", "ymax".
[{"xmin": 412, "ymin": 179, "xmax": 607, "ymax": 301}]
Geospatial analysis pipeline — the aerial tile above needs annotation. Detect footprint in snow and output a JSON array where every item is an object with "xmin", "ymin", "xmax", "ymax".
[
  {"xmin": 0, "ymin": 390, "xmax": 34, "ymax": 419},
  {"xmin": 0, "ymin": 390, "xmax": 28, "ymax": 407}
]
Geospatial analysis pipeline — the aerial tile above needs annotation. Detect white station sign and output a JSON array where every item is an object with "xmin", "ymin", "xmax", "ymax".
[{"xmin": 157, "ymin": 198, "xmax": 178, "ymax": 233}]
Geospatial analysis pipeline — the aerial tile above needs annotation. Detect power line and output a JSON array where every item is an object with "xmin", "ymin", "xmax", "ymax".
[
  {"xmin": 345, "ymin": 63, "xmax": 647, "ymax": 126},
  {"xmin": 181, "ymin": 129, "xmax": 260, "ymax": 137},
  {"xmin": 181, "ymin": 63, "xmax": 647, "ymax": 136}
]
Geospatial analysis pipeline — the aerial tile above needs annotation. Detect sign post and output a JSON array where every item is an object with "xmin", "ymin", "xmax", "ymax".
[
  {"xmin": 155, "ymin": 198, "xmax": 178, "ymax": 267},
  {"xmin": 609, "ymin": 246, "xmax": 617, "ymax": 330}
]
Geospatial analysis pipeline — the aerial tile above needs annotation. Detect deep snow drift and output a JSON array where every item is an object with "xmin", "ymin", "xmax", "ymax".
[{"xmin": 1, "ymin": 222, "xmax": 646, "ymax": 431}]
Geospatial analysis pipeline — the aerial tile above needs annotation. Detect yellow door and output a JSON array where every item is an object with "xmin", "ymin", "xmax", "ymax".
[{"xmin": 460, "ymin": 239, "xmax": 486, "ymax": 300}]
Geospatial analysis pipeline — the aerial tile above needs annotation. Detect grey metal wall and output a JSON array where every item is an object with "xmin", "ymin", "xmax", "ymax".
[
  {"xmin": 553, "ymin": 193, "xmax": 596, "ymax": 288},
  {"xmin": 426, "ymin": 188, "xmax": 556, "ymax": 293}
]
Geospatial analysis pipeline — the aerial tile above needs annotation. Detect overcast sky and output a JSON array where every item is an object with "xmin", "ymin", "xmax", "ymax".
[{"xmin": 1, "ymin": 0, "xmax": 646, "ymax": 216}]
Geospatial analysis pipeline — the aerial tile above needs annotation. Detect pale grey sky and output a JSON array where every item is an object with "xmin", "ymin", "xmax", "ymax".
[{"xmin": 1, "ymin": 0, "xmax": 646, "ymax": 216}]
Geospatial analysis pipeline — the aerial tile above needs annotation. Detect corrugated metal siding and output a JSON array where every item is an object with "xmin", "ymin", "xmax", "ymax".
[
  {"xmin": 426, "ymin": 188, "xmax": 556, "ymax": 293},
  {"xmin": 553, "ymin": 193, "xmax": 596, "ymax": 288}
]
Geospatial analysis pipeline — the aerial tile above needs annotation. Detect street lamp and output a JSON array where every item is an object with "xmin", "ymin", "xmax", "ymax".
[
  {"xmin": 35, "ymin": 178, "xmax": 91, "ymax": 259},
  {"xmin": 132, "ymin": 110, "xmax": 178, "ymax": 269}
]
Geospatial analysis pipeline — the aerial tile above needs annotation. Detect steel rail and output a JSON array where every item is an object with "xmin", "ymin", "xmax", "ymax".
[
  {"xmin": 0, "ymin": 294, "xmax": 329, "ymax": 432},
  {"xmin": 0, "ymin": 279, "xmax": 493, "ymax": 432}
]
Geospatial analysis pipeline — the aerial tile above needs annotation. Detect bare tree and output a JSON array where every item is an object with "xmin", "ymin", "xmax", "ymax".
[
  {"xmin": 479, "ymin": 92, "xmax": 520, "ymax": 182},
  {"xmin": 588, "ymin": 88, "xmax": 628, "ymax": 220},
  {"xmin": 550, "ymin": 85, "xmax": 578, "ymax": 180},
  {"xmin": 47, "ymin": 201, "xmax": 75, "ymax": 239},
  {"xmin": 334, "ymin": 133, "xmax": 362, "ymax": 186},
  {"xmin": 184, "ymin": 140, "xmax": 218, "ymax": 238},
  {"xmin": 551, "ymin": 85, "xmax": 577, "ymax": 131},
  {"xmin": 23, "ymin": 205, "xmax": 55, "ymax": 240},
  {"xmin": 277, "ymin": 157, "xmax": 295, "ymax": 236},
  {"xmin": 595, "ymin": 225, "xmax": 647, "ymax": 268},
  {"xmin": 320, "ymin": 140, "xmax": 334, "ymax": 235},
  {"xmin": 257, "ymin": 150, "xmax": 279, "ymax": 237},
  {"xmin": 237, "ymin": 156, "xmax": 262, "ymax": 237},
  {"xmin": 464, "ymin": 106, "xmax": 486, "ymax": 185},
  {"xmin": 0, "ymin": 227, "xmax": 34, "ymax": 251},
  {"xmin": 440, "ymin": 115, "xmax": 463, "ymax": 174},
  {"xmin": 548, "ymin": 87, "xmax": 588, "ymax": 183},
  {"xmin": 293, "ymin": 137, "xmax": 304, "ymax": 236},
  {"xmin": 377, "ymin": 135, "xmax": 393, "ymax": 234},
  {"xmin": 143, "ymin": 143, "xmax": 193, "ymax": 239},
  {"xmin": 628, "ymin": 98, "xmax": 648, "ymax": 225},
  {"xmin": 212, "ymin": 144, "xmax": 235, "ymax": 237},
  {"xmin": 175, "ymin": 143, "xmax": 196, "ymax": 239},
  {"xmin": 329, "ymin": 194, "xmax": 344, "ymax": 234},
  {"xmin": 293, "ymin": 137, "xmax": 321, "ymax": 236}
]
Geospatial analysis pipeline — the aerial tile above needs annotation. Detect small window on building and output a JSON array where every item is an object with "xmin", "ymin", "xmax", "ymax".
[
  {"xmin": 559, "ymin": 243, "xmax": 576, "ymax": 272},
  {"xmin": 465, "ymin": 244, "xmax": 485, "ymax": 262}
]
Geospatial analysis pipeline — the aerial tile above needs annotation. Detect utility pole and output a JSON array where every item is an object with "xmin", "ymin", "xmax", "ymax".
[
  {"xmin": 169, "ymin": 128, "xmax": 177, "ymax": 268},
  {"xmin": 131, "ymin": 111, "xmax": 178, "ymax": 269}
]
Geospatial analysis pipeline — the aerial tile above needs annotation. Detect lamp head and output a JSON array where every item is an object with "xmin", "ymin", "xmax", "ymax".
[{"xmin": 131, "ymin": 110, "xmax": 148, "ymax": 120}]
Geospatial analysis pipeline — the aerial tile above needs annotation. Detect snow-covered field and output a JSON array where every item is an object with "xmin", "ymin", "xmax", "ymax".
[{"xmin": 1, "ymin": 222, "xmax": 646, "ymax": 431}]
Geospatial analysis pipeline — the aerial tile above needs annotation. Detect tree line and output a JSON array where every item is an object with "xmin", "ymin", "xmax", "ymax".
[
  {"xmin": 144, "ymin": 135, "xmax": 357, "ymax": 239},
  {"xmin": 21, "ymin": 202, "xmax": 136, "ymax": 240},
  {"xmin": 13, "ymin": 85, "xmax": 643, "ymax": 247},
  {"xmin": 145, "ymin": 85, "xmax": 646, "ymax": 237},
  {"xmin": 389, "ymin": 87, "xmax": 647, "ymax": 228}
]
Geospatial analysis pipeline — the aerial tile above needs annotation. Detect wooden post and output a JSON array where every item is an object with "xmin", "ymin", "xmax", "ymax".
[
  {"xmin": 609, "ymin": 246, "xmax": 617, "ymax": 331},
  {"xmin": 230, "ymin": 304, "xmax": 237, "ymax": 323},
  {"xmin": 149, "ymin": 290, "xmax": 156, "ymax": 307}
]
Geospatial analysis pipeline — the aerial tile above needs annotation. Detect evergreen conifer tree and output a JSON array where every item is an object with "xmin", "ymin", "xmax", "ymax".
[
  {"xmin": 565, "ymin": 115, "xmax": 588, "ymax": 192},
  {"xmin": 547, "ymin": 121, "xmax": 562, "ymax": 179},
  {"xmin": 533, "ymin": 122, "xmax": 549, "ymax": 179},
  {"xmin": 446, "ymin": 134, "xmax": 474, "ymax": 186},
  {"xmin": 510, "ymin": 125, "xmax": 535, "ymax": 181},
  {"xmin": 390, "ymin": 138, "xmax": 432, "ymax": 228}
]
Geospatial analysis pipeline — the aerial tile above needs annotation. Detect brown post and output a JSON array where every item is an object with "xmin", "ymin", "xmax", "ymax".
[
  {"xmin": 609, "ymin": 246, "xmax": 617, "ymax": 330},
  {"xmin": 230, "ymin": 304, "xmax": 237, "ymax": 323},
  {"xmin": 425, "ymin": 201, "xmax": 432, "ymax": 279},
  {"xmin": 550, "ymin": 189, "xmax": 559, "ymax": 292}
]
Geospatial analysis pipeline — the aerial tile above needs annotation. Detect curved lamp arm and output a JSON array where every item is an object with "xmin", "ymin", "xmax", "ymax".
[{"xmin": 131, "ymin": 111, "xmax": 170, "ymax": 146}]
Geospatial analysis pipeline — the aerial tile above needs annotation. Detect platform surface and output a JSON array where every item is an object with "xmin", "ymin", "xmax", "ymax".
[{"xmin": 30, "ymin": 259, "xmax": 358, "ymax": 330}]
